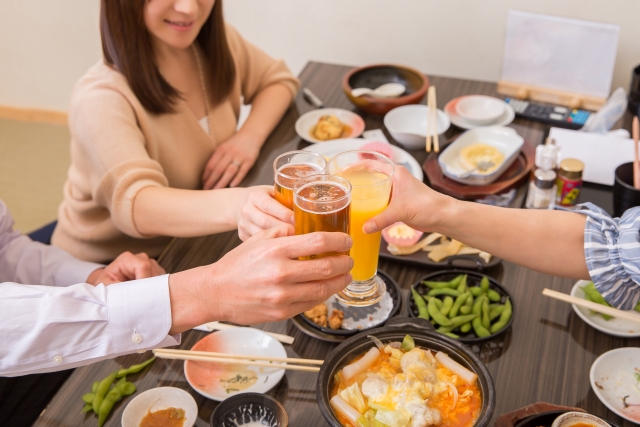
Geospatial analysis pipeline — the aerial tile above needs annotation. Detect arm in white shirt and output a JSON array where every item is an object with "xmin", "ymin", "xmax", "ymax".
[
  {"xmin": 0, "ymin": 275, "xmax": 179, "ymax": 376},
  {"xmin": 0, "ymin": 200, "xmax": 103, "ymax": 286}
]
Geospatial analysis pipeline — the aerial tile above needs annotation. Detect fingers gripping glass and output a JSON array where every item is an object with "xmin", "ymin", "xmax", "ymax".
[
  {"xmin": 327, "ymin": 150, "xmax": 394, "ymax": 306},
  {"xmin": 273, "ymin": 151, "xmax": 327, "ymax": 210}
]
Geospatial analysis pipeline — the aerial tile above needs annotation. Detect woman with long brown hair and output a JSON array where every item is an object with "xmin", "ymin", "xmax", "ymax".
[{"xmin": 52, "ymin": 0, "xmax": 298, "ymax": 262}]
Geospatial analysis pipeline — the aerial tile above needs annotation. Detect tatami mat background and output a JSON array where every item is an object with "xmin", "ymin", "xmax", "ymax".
[{"xmin": 0, "ymin": 118, "xmax": 71, "ymax": 233}]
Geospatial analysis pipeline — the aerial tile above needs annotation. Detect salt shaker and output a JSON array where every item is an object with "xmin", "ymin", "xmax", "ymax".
[{"xmin": 525, "ymin": 169, "xmax": 557, "ymax": 209}]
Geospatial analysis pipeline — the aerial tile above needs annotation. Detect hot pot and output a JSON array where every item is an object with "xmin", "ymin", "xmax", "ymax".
[{"xmin": 316, "ymin": 316, "xmax": 496, "ymax": 427}]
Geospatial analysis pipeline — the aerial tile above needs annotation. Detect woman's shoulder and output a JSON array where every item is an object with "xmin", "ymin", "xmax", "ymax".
[{"xmin": 70, "ymin": 60, "xmax": 139, "ymax": 110}]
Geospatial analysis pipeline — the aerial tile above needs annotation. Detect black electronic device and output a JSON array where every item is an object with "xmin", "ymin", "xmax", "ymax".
[{"xmin": 505, "ymin": 97, "xmax": 591, "ymax": 129}]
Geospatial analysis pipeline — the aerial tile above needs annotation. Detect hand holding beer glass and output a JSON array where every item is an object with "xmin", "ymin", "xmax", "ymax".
[{"xmin": 328, "ymin": 151, "xmax": 394, "ymax": 306}]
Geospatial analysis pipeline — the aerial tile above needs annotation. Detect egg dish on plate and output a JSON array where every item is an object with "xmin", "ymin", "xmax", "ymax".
[{"xmin": 458, "ymin": 144, "xmax": 504, "ymax": 175}]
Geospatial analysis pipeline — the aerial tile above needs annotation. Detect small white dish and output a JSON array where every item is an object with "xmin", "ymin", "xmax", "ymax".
[
  {"xmin": 455, "ymin": 95, "xmax": 505, "ymax": 125},
  {"xmin": 590, "ymin": 347, "xmax": 640, "ymax": 424},
  {"xmin": 305, "ymin": 138, "xmax": 424, "ymax": 182},
  {"xmin": 121, "ymin": 387, "xmax": 197, "ymax": 427},
  {"xmin": 184, "ymin": 328, "xmax": 286, "ymax": 401},
  {"xmin": 437, "ymin": 126, "xmax": 524, "ymax": 186},
  {"xmin": 570, "ymin": 281, "xmax": 640, "ymax": 337},
  {"xmin": 550, "ymin": 411, "xmax": 611, "ymax": 427},
  {"xmin": 383, "ymin": 105, "xmax": 451, "ymax": 150},
  {"xmin": 445, "ymin": 97, "xmax": 515, "ymax": 130},
  {"xmin": 295, "ymin": 108, "xmax": 365, "ymax": 144}
]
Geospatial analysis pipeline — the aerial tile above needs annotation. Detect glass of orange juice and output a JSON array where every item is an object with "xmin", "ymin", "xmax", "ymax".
[
  {"xmin": 273, "ymin": 151, "xmax": 327, "ymax": 210},
  {"xmin": 293, "ymin": 174, "xmax": 351, "ymax": 259},
  {"xmin": 327, "ymin": 150, "xmax": 394, "ymax": 306}
]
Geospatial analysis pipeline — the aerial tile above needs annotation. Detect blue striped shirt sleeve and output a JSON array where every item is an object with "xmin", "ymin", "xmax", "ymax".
[{"xmin": 574, "ymin": 202, "xmax": 640, "ymax": 310}]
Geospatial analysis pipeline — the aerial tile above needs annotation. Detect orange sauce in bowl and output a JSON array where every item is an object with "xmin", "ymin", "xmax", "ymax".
[{"xmin": 139, "ymin": 407, "xmax": 186, "ymax": 427}]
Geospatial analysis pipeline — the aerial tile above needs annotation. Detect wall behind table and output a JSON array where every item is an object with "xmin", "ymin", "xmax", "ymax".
[{"xmin": 0, "ymin": 0, "xmax": 638, "ymax": 112}]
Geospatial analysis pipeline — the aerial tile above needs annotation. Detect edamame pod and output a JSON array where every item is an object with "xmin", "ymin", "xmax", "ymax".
[
  {"xmin": 434, "ymin": 298, "xmax": 443, "ymax": 309},
  {"xmin": 116, "ymin": 356, "xmax": 156, "ymax": 378},
  {"xmin": 82, "ymin": 393, "xmax": 94, "ymax": 404},
  {"xmin": 460, "ymin": 322, "xmax": 472, "ymax": 333},
  {"xmin": 91, "ymin": 381, "xmax": 99, "ymax": 393},
  {"xmin": 489, "ymin": 305, "xmax": 505, "ymax": 321},
  {"xmin": 482, "ymin": 297, "xmax": 490, "ymax": 330},
  {"xmin": 423, "ymin": 275, "xmax": 463, "ymax": 289},
  {"xmin": 428, "ymin": 297, "xmax": 452, "ymax": 326},
  {"xmin": 490, "ymin": 298, "xmax": 512, "ymax": 333},
  {"xmin": 442, "ymin": 332, "xmax": 459, "ymax": 339},
  {"xmin": 92, "ymin": 371, "xmax": 118, "ymax": 414},
  {"xmin": 437, "ymin": 325, "xmax": 454, "ymax": 333},
  {"xmin": 441, "ymin": 296, "xmax": 454, "ymax": 317},
  {"xmin": 456, "ymin": 275, "xmax": 468, "ymax": 293},
  {"xmin": 449, "ymin": 313, "xmax": 479, "ymax": 328},
  {"xmin": 81, "ymin": 403, "xmax": 93, "ymax": 414},
  {"xmin": 480, "ymin": 276, "xmax": 490, "ymax": 293},
  {"xmin": 487, "ymin": 289, "xmax": 501, "ymax": 302},
  {"xmin": 472, "ymin": 294, "xmax": 485, "ymax": 314},
  {"xmin": 469, "ymin": 287, "xmax": 483, "ymax": 297},
  {"xmin": 459, "ymin": 306, "xmax": 471, "ymax": 315},
  {"xmin": 449, "ymin": 292, "xmax": 470, "ymax": 318},
  {"xmin": 411, "ymin": 288, "xmax": 429, "ymax": 320},
  {"xmin": 427, "ymin": 288, "xmax": 461, "ymax": 298},
  {"xmin": 472, "ymin": 316, "xmax": 491, "ymax": 337}
]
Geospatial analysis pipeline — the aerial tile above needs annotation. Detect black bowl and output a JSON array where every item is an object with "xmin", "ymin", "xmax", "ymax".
[
  {"xmin": 407, "ymin": 270, "xmax": 515, "ymax": 344},
  {"xmin": 317, "ymin": 316, "xmax": 496, "ymax": 427},
  {"xmin": 210, "ymin": 393, "xmax": 288, "ymax": 427}
]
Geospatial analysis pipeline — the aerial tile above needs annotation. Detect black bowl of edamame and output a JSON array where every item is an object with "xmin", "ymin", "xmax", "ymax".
[{"xmin": 407, "ymin": 269, "xmax": 514, "ymax": 343}]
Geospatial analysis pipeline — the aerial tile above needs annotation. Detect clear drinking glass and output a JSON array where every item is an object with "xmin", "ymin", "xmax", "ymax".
[
  {"xmin": 273, "ymin": 151, "xmax": 327, "ymax": 210},
  {"xmin": 293, "ymin": 174, "xmax": 352, "ymax": 259},
  {"xmin": 327, "ymin": 150, "xmax": 394, "ymax": 306}
]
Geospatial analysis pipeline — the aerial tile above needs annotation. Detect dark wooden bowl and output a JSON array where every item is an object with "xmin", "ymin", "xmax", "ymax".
[
  {"xmin": 210, "ymin": 393, "xmax": 288, "ymax": 427},
  {"xmin": 343, "ymin": 64, "xmax": 429, "ymax": 115}
]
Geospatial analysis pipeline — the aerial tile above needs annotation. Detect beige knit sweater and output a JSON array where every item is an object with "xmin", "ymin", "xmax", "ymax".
[{"xmin": 52, "ymin": 25, "xmax": 299, "ymax": 263}]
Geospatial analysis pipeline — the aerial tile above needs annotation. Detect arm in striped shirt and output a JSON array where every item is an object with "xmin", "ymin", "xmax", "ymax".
[{"xmin": 576, "ymin": 203, "xmax": 640, "ymax": 310}]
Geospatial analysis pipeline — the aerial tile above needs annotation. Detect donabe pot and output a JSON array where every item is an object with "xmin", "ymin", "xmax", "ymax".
[{"xmin": 316, "ymin": 316, "xmax": 496, "ymax": 427}]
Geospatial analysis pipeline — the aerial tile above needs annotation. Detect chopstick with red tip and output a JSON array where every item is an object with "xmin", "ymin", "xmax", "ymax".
[{"xmin": 634, "ymin": 116, "xmax": 640, "ymax": 189}]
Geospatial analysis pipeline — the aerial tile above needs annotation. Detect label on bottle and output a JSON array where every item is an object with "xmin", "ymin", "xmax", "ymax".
[{"xmin": 556, "ymin": 176, "xmax": 582, "ymax": 206}]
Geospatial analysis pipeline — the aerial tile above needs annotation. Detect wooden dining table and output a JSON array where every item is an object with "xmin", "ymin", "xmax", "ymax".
[{"xmin": 34, "ymin": 61, "xmax": 639, "ymax": 427}]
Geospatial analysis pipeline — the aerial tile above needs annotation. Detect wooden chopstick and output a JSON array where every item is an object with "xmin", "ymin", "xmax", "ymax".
[
  {"xmin": 542, "ymin": 288, "xmax": 640, "ymax": 324},
  {"xmin": 153, "ymin": 350, "xmax": 320, "ymax": 372},
  {"xmin": 432, "ymin": 86, "xmax": 439, "ymax": 153},
  {"xmin": 154, "ymin": 348, "xmax": 323, "ymax": 365},
  {"xmin": 633, "ymin": 116, "xmax": 640, "ymax": 189},
  {"xmin": 426, "ymin": 86, "xmax": 434, "ymax": 153}
]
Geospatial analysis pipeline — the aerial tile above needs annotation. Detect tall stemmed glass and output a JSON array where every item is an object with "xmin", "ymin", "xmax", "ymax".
[
  {"xmin": 327, "ymin": 150, "xmax": 394, "ymax": 306},
  {"xmin": 273, "ymin": 151, "xmax": 327, "ymax": 209}
]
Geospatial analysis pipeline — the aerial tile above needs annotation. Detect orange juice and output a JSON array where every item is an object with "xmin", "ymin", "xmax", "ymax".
[{"xmin": 335, "ymin": 168, "xmax": 391, "ymax": 281}]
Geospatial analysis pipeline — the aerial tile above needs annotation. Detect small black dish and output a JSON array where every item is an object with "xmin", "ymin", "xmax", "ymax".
[
  {"xmin": 210, "ymin": 393, "xmax": 288, "ymax": 427},
  {"xmin": 317, "ymin": 316, "xmax": 496, "ymax": 427},
  {"xmin": 290, "ymin": 270, "xmax": 403, "ymax": 342},
  {"xmin": 514, "ymin": 410, "xmax": 621, "ymax": 427},
  {"xmin": 407, "ymin": 269, "xmax": 515, "ymax": 344}
]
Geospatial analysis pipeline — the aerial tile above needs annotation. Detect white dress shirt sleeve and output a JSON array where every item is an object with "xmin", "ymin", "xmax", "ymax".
[
  {"xmin": 0, "ymin": 275, "xmax": 179, "ymax": 376},
  {"xmin": 0, "ymin": 200, "xmax": 103, "ymax": 286}
]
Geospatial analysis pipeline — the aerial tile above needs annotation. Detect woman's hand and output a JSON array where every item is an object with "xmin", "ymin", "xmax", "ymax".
[
  {"xmin": 202, "ymin": 132, "xmax": 261, "ymax": 190},
  {"xmin": 363, "ymin": 166, "xmax": 455, "ymax": 234},
  {"xmin": 168, "ymin": 225, "xmax": 354, "ymax": 332},
  {"xmin": 86, "ymin": 252, "xmax": 166, "ymax": 286},
  {"xmin": 237, "ymin": 186, "xmax": 294, "ymax": 241}
]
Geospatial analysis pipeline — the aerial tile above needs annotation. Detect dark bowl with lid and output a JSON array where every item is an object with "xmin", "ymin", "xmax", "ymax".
[{"xmin": 316, "ymin": 316, "xmax": 496, "ymax": 427}]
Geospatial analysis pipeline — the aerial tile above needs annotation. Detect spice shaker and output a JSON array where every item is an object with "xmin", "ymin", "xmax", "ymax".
[
  {"xmin": 526, "ymin": 169, "xmax": 557, "ymax": 209},
  {"xmin": 556, "ymin": 158, "xmax": 584, "ymax": 206}
]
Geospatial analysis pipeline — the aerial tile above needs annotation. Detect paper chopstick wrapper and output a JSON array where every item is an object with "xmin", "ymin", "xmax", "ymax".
[{"xmin": 193, "ymin": 322, "xmax": 295, "ymax": 344}]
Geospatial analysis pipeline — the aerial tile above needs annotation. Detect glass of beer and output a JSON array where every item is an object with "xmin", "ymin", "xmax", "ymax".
[
  {"xmin": 293, "ymin": 174, "xmax": 351, "ymax": 259},
  {"xmin": 327, "ymin": 150, "xmax": 394, "ymax": 306},
  {"xmin": 273, "ymin": 151, "xmax": 327, "ymax": 209}
]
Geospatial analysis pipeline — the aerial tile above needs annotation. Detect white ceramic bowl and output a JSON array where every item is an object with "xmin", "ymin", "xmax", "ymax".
[
  {"xmin": 384, "ymin": 105, "xmax": 451, "ymax": 150},
  {"xmin": 437, "ymin": 126, "xmax": 524, "ymax": 186},
  {"xmin": 570, "ymin": 280, "xmax": 640, "ymax": 337},
  {"xmin": 550, "ymin": 411, "xmax": 611, "ymax": 427},
  {"xmin": 121, "ymin": 387, "xmax": 198, "ymax": 427},
  {"xmin": 455, "ymin": 96, "xmax": 505, "ymax": 125},
  {"xmin": 590, "ymin": 348, "xmax": 640, "ymax": 424},
  {"xmin": 295, "ymin": 108, "xmax": 365, "ymax": 144}
]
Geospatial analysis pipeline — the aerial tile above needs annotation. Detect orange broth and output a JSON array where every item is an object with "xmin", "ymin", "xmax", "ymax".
[{"xmin": 331, "ymin": 349, "xmax": 481, "ymax": 427}]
